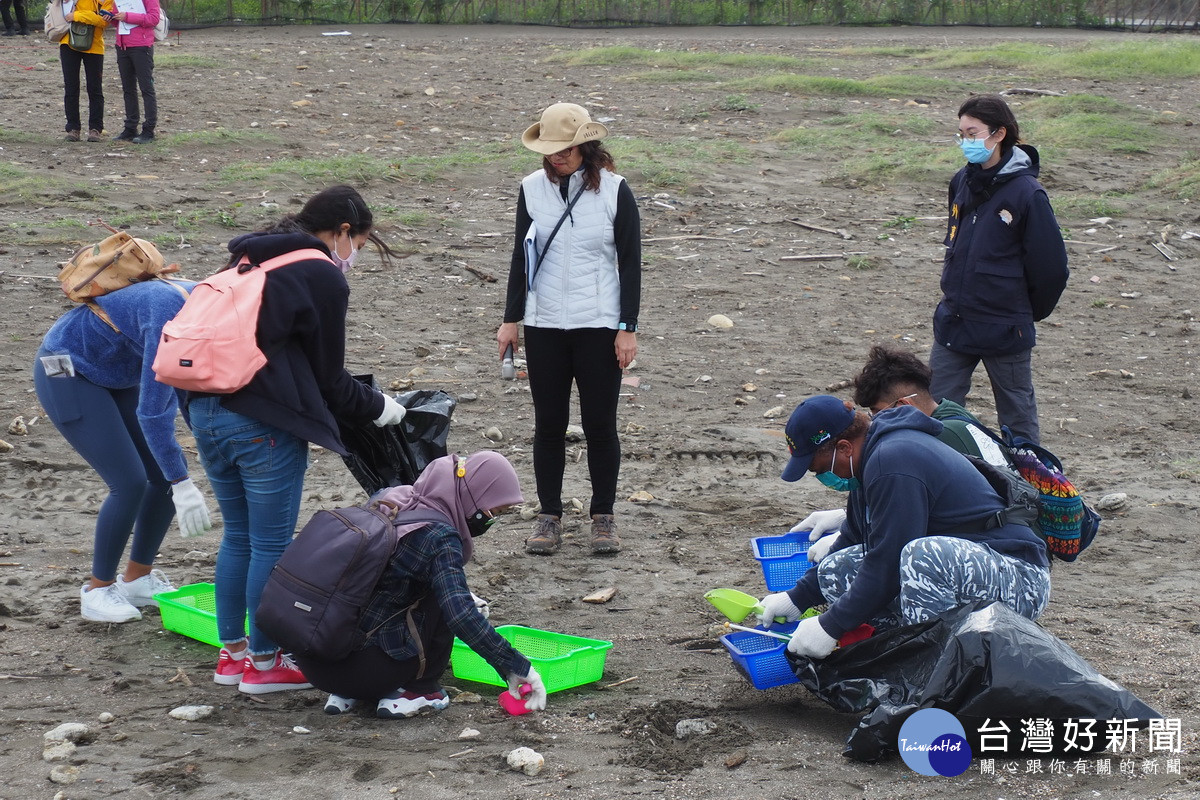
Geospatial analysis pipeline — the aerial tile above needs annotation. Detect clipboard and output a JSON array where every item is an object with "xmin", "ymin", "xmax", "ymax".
[{"xmin": 523, "ymin": 222, "xmax": 539, "ymax": 292}]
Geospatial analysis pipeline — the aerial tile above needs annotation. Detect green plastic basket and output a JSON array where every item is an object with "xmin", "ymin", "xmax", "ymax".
[
  {"xmin": 451, "ymin": 625, "xmax": 613, "ymax": 693},
  {"xmin": 156, "ymin": 582, "xmax": 246, "ymax": 648}
]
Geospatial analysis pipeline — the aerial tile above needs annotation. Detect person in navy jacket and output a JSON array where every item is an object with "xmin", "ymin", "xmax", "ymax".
[
  {"xmin": 930, "ymin": 94, "xmax": 1069, "ymax": 445},
  {"xmin": 759, "ymin": 396, "xmax": 1051, "ymax": 660}
]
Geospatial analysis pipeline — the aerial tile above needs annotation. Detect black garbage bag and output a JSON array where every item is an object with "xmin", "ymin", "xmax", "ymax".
[
  {"xmin": 790, "ymin": 601, "xmax": 1162, "ymax": 762},
  {"xmin": 338, "ymin": 377, "xmax": 457, "ymax": 495}
]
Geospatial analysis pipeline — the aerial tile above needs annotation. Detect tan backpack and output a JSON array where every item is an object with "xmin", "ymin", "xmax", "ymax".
[{"xmin": 57, "ymin": 222, "xmax": 181, "ymax": 331}]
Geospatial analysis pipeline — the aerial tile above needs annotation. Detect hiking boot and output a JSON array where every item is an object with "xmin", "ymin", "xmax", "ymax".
[
  {"xmin": 116, "ymin": 568, "xmax": 175, "ymax": 607},
  {"xmin": 87, "ymin": 129, "xmax": 103, "ymax": 142},
  {"xmin": 525, "ymin": 514, "xmax": 562, "ymax": 555},
  {"xmin": 238, "ymin": 651, "xmax": 312, "ymax": 695},
  {"xmin": 64, "ymin": 129, "xmax": 81, "ymax": 142},
  {"xmin": 80, "ymin": 583, "xmax": 142, "ymax": 623},
  {"xmin": 376, "ymin": 689, "xmax": 449, "ymax": 719},
  {"xmin": 591, "ymin": 514, "xmax": 621, "ymax": 554},
  {"xmin": 213, "ymin": 646, "xmax": 248, "ymax": 686},
  {"xmin": 324, "ymin": 694, "xmax": 358, "ymax": 715},
  {"xmin": 114, "ymin": 128, "xmax": 137, "ymax": 142}
]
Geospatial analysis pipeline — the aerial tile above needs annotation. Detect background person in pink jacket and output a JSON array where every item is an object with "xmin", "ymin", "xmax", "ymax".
[{"xmin": 111, "ymin": 0, "xmax": 159, "ymax": 143}]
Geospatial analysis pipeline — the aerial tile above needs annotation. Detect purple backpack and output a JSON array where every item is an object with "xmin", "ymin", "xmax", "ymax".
[{"xmin": 256, "ymin": 504, "xmax": 451, "ymax": 660}]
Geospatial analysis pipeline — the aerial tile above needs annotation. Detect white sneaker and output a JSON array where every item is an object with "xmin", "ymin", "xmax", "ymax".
[
  {"xmin": 80, "ymin": 583, "xmax": 142, "ymax": 623},
  {"xmin": 116, "ymin": 569, "xmax": 176, "ymax": 608}
]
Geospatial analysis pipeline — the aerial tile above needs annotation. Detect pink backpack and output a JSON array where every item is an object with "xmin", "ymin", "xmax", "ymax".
[{"xmin": 152, "ymin": 248, "xmax": 331, "ymax": 393}]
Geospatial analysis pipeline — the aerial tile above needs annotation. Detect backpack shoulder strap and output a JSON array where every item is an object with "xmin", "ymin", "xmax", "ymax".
[{"xmin": 84, "ymin": 301, "xmax": 120, "ymax": 333}]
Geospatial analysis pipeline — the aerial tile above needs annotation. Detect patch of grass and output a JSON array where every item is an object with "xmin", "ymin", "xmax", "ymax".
[
  {"xmin": 716, "ymin": 94, "xmax": 758, "ymax": 113},
  {"xmin": 1031, "ymin": 113, "xmax": 1157, "ymax": 154},
  {"xmin": 725, "ymin": 73, "xmax": 961, "ymax": 97},
  {"xmin": 630, "ymin": 69, "xmax": 723, "ymax": 84},
  {"xmin": 169, "ymin": 129, "xmax": 280, "ymax": 146},
  {"xmin": 391, "ymin": 143, "xmax": 524, "ymax": 184},
  {"xmin": 609, "ymin": 138, "xmax": 752, "ymax": 191},
  {"xmin": 921, "ymin": 40, "xmax": 1200, "ymax": 80},
  {"xmin": 154, "ymin": 53, "xmax": 223, "ymax": 69},
  {"xmin": 847, "ymin": 255, "xmax": 880, "ymax": 270},
  {"xmin": 549, "ymin": 46, "xmax": 812, "ymax": 71},
  {"xmin": 1091, "ymin": 298, "xmax": 1112, "ymax": 308},
  {"xmin": 1146, "ymin": 156, "xmax": 1200, "ymax": 201},
  {"xmin": 1050, "ymin": 194, "xmax": 1125, "ymax": 219},
  {"xmin": 222, "ymin": 153, "xmax": 390, "ymax": 184},
  {"xmin": 883, "ymin": 215, "xmax": 917, "ymax": 230},
  {"xmin": 776, "ymin": 111, "xmax": 954, "ymax": 188},
  {"xmin": 0, "ymin": 128, "xmax": 48, "ymax": 145}
]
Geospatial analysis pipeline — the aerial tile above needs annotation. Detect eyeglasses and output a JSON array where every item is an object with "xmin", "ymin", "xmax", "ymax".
[
  {"xmin": 954, "ymin": 129, "xmax": 994, "ymax": 144},
  {"xmin": 549, "ymin": 146, "xmax": 577, "ymax": 159},
  {"xmin": 870, "ymin": 393, "xmax": 918, "ymax": 418}
]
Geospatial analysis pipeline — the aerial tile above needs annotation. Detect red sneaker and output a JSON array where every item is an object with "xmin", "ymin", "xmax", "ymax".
[
  {"xmin": 213, "ymin": 647, "xmax": 247, "ymax": 686},
  {"xmin": 238, "ymin": 652, "xmax": 313, "ymax": 695}
]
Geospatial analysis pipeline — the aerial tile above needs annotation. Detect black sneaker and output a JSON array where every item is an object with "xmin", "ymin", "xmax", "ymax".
[
  {"xmin": 132, "ymin": 131, "xmax": 155, "ymax": 144},
  {"xmin": 114, "ymin": 129, "xmax": 137, "ymax": 142}
]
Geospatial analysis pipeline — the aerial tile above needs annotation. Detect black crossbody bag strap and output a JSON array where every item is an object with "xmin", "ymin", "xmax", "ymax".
[{"xmin": 534, "ymin": 182, "xmax": 587, "ymax": 273}]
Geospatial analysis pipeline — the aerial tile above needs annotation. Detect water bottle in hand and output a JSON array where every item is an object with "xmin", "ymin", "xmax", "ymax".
[{"xmin": 501, "ymin": 344, "xmax": 516, "ymax": 380}]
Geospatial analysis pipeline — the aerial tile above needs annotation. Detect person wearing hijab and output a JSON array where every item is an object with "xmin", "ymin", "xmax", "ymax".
[{"xmin": 293, "ymin": 451, "xmax": 548, "ymax": 718}]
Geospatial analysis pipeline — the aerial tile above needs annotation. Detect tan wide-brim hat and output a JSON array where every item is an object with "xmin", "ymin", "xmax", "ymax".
[{"xmin": 521, "ymin": 102, "xmax": 609, "ymax": 156}]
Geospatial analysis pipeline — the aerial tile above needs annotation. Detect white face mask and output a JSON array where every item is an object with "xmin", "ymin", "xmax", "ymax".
[{"xmin": 330, "ymin": 232, "xmax": 358, "ymax": 273}]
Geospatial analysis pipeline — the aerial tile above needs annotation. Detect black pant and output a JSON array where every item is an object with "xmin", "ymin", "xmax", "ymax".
[
  {"xmin": 60, "ymin": 44, "xmax": 104, "ymax": 133},
  {"xmin": 524, "ymin": 325, "xmax": 622, "ymax": 517},
  {"xmin": 1, "ymin": 0, "xmax": 28, "ymax": 31},
  {"xmin": 294, "ymin": 601, "xmax": 454, "ymax": 700},
  {"xmin": 116, "ymin": 45, "xmax": 156, "ymax": 133}
]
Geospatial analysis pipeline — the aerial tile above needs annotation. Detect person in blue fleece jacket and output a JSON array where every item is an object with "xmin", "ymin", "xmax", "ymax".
[
  {"xmin": 35, "ymin": 277, "xmax": 212, "ymax": 625},
  {"xmin": 761, "ymin": 395, "xmax": 1050, "ymax": 659}
]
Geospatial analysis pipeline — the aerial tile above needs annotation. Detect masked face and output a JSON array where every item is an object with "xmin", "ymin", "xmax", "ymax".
[
  {"xmin": 330, "ymin": 231, "xmax": 359, "ymax": 274},
  {"xmin": 816, "ymin": 449, "xmax": 861, "ymax": 492},
  {"xmin": 959, "ymin": 137, "xmax": 995, "ymax": 164},
  {"xmin": 466, "ymin": 510, "xmax": 497, "ymax": 538}
]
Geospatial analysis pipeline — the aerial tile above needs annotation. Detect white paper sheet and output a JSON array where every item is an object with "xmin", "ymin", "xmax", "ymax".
[{"xmin": 115, "ymin": 0, "xmax": 145, "ymax": 35}]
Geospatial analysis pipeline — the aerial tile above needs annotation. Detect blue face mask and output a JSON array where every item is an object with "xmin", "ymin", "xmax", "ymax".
[
  {"xmin": 816, "ymin": 450, "xmax": 861, "ymax": 492},
  {"xmin": 959, "ymin": 137, "xmax": 995, "ymax": 165}
]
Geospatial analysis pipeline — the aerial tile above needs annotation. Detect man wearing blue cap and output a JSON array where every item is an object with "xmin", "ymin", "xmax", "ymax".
[{"xmin": 759, "ymin": 395, "xmax": 1051, "ymax": 659}]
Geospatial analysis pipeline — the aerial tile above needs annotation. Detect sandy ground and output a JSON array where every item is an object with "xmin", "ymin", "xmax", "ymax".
[{"xmin": 0, "ymin": 23, "xmax": 1198, "ymax": 800}]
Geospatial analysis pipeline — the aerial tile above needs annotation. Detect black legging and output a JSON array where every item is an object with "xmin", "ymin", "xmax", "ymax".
[
  {"xmin": 524, "ymin": 325, "xmax": 622, "ymax": 518},
  {"xmin": 60, "ymin": 44, "xmax": 104, "ymax": 133},
  {"xmin": 295, "ymin": 602, "xmax": 454, "ymax": 700}
]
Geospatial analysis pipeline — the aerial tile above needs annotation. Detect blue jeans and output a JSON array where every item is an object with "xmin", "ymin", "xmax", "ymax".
[
  {"xmin": 189, "ymin": 396, "xmax": 308, "ymax": 655},
  {"xmin": 34, "ymin": 348, "xmax": 175, "ymax": 582}
]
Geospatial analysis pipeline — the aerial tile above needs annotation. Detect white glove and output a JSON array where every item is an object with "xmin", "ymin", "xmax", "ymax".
[
  {"xmin": 506, "ymin": 666, "xmax": 547, "ymax": 712},
  {"xmin": 470, "ymin": 592, "xmax": 490, "ymax": 620},
  {"xmin": 171, "ymin": 478, "xmax": 212, "ymax": 539},
  {"xmin": 786, "ymin": 615, "xmax": 839, "ymax": 659},
  {"xmin": 756, "ymin": 592, "xmax": 803, "ymax": 630},
  {"xmin": 806, "ymin": 531, "xmax": 842, "ymax": 564},
  {"xmin": 790, "ymin": 508, "xmax": 847, "ymax": 539},
  {"xmin": 373, "ymin": 394, "xmax": 407, "ymax": 427}
]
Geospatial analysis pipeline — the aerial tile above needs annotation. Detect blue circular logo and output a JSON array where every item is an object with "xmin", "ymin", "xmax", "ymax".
[{"xmin": 898, "ymin": 708, "xmax": 972, "ymax": 777}]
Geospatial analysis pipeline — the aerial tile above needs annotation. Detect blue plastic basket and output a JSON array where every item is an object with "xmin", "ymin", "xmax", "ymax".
[
  {"xmin": 719, "ymin": 621, "xmax": 799, "ymax": 690},
  {"xmin": 751, "ymin": 532, "xmax": 813, "ymax": 591}
]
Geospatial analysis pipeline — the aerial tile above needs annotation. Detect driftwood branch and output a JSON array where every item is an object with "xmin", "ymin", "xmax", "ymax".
[
  {"xmin": 779, "ymin": 252, "xmax": 866, "ymax": 261},
  {"xmin": 1000, "ymin": 88, "xmax": 1066, "ymax": 97},
  {"xmin": 454, "ymin": 260, "xmax": 497, "ymax": 282},
  {"xmin": 786, "ymin": 219, "xmax": 852, "ymax": 240}
]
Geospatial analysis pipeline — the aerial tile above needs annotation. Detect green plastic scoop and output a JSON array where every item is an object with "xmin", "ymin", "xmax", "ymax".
[{"xmin": 704, "ymin": 588, "xmax": 766, "ymax": 623}]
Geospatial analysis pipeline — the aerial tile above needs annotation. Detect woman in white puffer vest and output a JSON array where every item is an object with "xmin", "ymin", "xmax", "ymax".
[{"xmin": 497, "ymin": 102, "xmax": 642, "ymax": 557}]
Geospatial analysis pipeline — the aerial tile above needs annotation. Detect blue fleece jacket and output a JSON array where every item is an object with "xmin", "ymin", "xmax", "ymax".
[
  {"xmin": 40, "ymin": 280, "xmax": 194, "ymax": 483},
  {"xmin": 788, "ymin": 406, "xmax": 1049, "ymax": 638}
]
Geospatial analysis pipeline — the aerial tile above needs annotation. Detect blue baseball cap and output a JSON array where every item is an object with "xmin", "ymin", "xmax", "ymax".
[{"xmin": 781, "ymin": 396, "xmax": 856, "ymax": 482}]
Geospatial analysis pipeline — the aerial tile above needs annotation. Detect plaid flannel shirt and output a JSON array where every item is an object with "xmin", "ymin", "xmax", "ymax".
[{"xmin": 360, "ymin": 522, "xmax": 530, "ymax": 681}]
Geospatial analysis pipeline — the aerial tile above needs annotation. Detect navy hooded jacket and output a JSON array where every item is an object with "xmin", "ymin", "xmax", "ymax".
[
  {"xmin": 934, "ymin": 144, "xmax": 1068, "ymax": 356},
  {"xmin": 787, "ymin": 406, "xmax": 1049, "ymax": 639},
  {"xmin": 201, "ymin": 231, "xmax": 384, "ymax": 455}
]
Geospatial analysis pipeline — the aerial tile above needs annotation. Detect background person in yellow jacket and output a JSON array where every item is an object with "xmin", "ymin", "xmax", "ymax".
[{"xmin": 60, "ymin": 0, "xmax": 114, "ymax": 142}]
